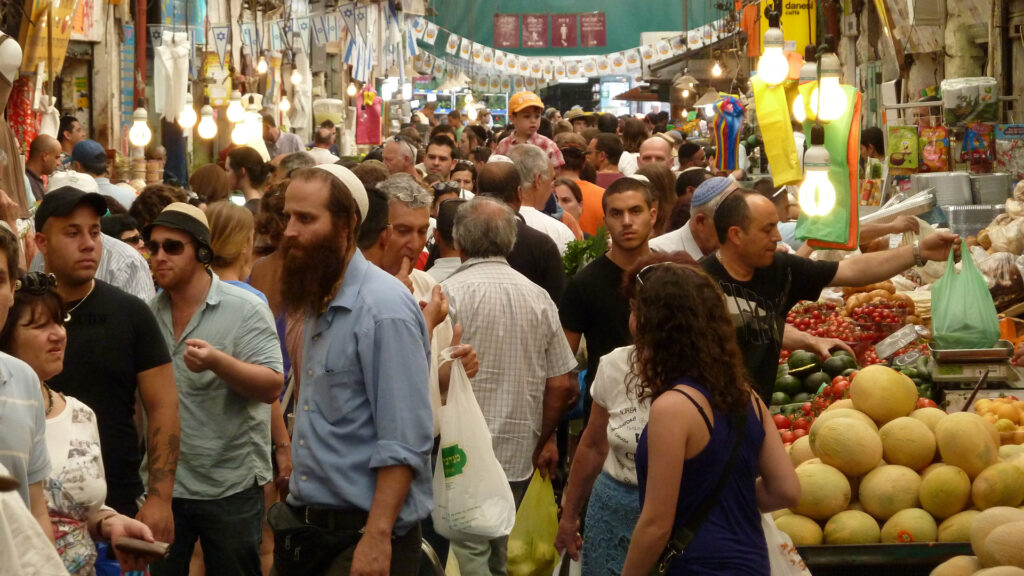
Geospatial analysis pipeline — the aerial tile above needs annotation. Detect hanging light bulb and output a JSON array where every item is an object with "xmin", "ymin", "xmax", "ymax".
[
  {"xmin": 711, "ymin": 60, "xmax": 723, "ymax": 77},
  {"xmin": 809, "ymin": 52, "xmax": 848, "ymax": 123},
  {"xmin": 226, "ymin": 90, "xmax": 245, "ymax": 123},
  {"xmin": 231, "ymin": 121, "xmax": 250, "ymax": 146},
  {"xmin": 128, "ymin": 101, "xmax": 152, "ymax": 147},
  {"xmin": 291, "ymin": 67, "xmax": 302, "ymax": 85},
  {"xmin": 757, "ymin": 2, "xmax": 789, "ymax": 88},
  {"xmin": 346, "ymin": 82, "xmax": 357, "ymax": 97},
  {"xmin": 467, "ymin": 105, "xmax": 478, "ymax": 121},
  {"xmin": 279, "ymin": 95, "xmax": 292, "ymax": 113},
  {"xmin": 244, "ymin": 95, "xmax": 263, "ymax": 142},
  {"xmin": 257, "ymin": 55, "xmax": 268, "ymax": 75},
  {"xmin": 178, "ymin": 92, "xmax": 197, "ymax": 130},
  {"xmin": 682, "ymin": 88, "xmax": 690, "ymax": 98},
  {"xmin": 798, "ymin": 126, "xmax": 837, "ymax": 216},
  {"xmin": 464, "ymin": 92, "xmax": 474, "ymax": 104},
  {"xmin": 792, "ymin": 56, "xmax": 818, "ymax": 123},
  {"xmin": 197, "ymin": 103, "xmax": 218, "ymax": 139}
]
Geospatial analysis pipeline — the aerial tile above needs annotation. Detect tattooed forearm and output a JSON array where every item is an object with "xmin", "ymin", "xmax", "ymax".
[{"xmin": 146, "ymin": 424, "xmax": 180, "ymax": 499}]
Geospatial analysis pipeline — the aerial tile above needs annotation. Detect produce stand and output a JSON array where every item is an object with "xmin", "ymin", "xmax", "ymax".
[{"xmin": 797, "ymin": 543, "xmax": 971, "ymax": 576}]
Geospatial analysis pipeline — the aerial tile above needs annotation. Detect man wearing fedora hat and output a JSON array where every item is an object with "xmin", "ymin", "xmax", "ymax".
[{"xmin": 144, "ymin": 203, "xmax": 283, "ymax": 576}]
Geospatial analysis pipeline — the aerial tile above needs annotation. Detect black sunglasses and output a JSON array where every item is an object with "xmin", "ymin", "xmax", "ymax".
[
  {"xmin": 15, "ymin": 272, "xmax": 58, "ymax": 295},
  {"xmin": 121, "ymin": 234, "xmax": 143, "ymax": 245},
  {"xmin": 145, "ymin": 239, "xmax": 192, "ymax": 256}
]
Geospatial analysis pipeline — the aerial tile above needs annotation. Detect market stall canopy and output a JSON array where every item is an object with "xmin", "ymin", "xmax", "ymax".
[{"xmin": 613, "ymin": 86, "xmax": 660, "ymax": 102}]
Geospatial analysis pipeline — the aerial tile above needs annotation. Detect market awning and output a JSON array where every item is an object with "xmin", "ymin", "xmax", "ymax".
[{"xmin": 613, "ymin": 86, "xmax": 661, "ymax": 102}]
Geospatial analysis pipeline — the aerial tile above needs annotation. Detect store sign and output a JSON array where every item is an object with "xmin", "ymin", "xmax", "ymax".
[
  {"xmin": 580, "ymin": 12, "xmax": 606, "ymax": 47},
  {"xmin": 522, "ymin": 14, "xmax": 547, "ymax": 49},
  {"xmin": 19, "ymin": 0, "xmax": 77, "ymax": 75},
  {"xmin": 759, "ymin": 0, "xmax": 816, "ymax": 56},
  {"xmin": 120, "ymin": 24, "xmax": 135, "ymax": 155},
  {"xmin": 550, "ymin": 14, "xmax": 577, "ymax": 48},
  {"xmin": 493, "ymin": 14, "xmax": 519, "ymax": 48}
]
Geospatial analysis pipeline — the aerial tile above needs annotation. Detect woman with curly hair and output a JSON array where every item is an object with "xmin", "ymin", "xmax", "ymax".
[{"xmin": 621, "ymin": 263, "xmax": 799, "ymax": 576}]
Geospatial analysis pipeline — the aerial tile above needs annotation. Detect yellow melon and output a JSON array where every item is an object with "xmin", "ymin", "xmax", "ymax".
[
  {"xmin": 929, "ymin": 555, "xmax": 982, "ymax": 576},
  {"xmin": 808, "ymin": 409, "xmax": 878, "ymax": 453},
  {"xmin": 983, "ymin": 520, "xmax": 1024, "ymax": 569},
  {"xmin": 793, "ymin": 463, "xmax": 851, "ymax": 520},
  {"xmin": 789, "ymin": 435, "xmax": 815, "ymax": 467},
  {"xmin": 936, "ymin": 412, "xmax": 1000, "ymax": 479},
  {"xmin": 771, "ymin": 508, "xmax": 792, "ymax": 520},
  {"xmin": 973, "ymin": 568, "xmax": 1024, "ymax": 575},
  {"xmin": 823, "ymin": 510, "xmax": 880, "ymax": 544},
  {"xmin": 938, "ymin": 510, "xmax": 980, "ymax": 542},
  {"xmin": 810, "ymin": 417, "xmax": 883, "ymax": 477},
  {"xmin": 880, "ymin": 508, "xmax": 936, "ymax": 543},
  {"xmin": 850, "ymin": 365, "xmax": 918, "ymax": 425},
  {"xmin": 973, "ymin": 462, "xmax": 1024, "ymax": 510},
  {"xmin": 879, "ymin": 416, "xmax": 936, "ymax": 471},
  {"xmin": 1000, "ymin": 444, "xmax": 1024, "ymax": 460},
  {"xmin": 920, "ymin": 464, "xmax": 972, "ymax": 519},
  {"xmin": 824, "ymin": 398, "xmax": 855, "ymax": 412},
  {"xmin": 774, "ymin": 514, "xmax": 823, "ymax": 546},
  {"xmin": 970, "ymin": 507, "xmax": 1024, "ymax": 566},
  {"xmin": 910, "ymin": 406, "xmax": 947, "ymax": 432},
  {"xmin": 860, "ymin": 465, "xmax": 921, "ymax": 521}
]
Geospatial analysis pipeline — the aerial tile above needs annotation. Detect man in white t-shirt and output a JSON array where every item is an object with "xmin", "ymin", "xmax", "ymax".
[{"xmin": 507, "ymin": 143, "xmax": 576, "ymax": 254}]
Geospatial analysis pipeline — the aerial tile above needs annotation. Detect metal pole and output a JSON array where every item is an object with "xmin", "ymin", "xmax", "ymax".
[{"xmin": 135, "ymin": 0, "xmax": 146, "ymax": 102}]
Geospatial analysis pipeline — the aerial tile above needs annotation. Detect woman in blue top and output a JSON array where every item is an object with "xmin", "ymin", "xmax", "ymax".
[{"xmin": 621, "ymin": 263, "xmax": 800, "ymax": 576}]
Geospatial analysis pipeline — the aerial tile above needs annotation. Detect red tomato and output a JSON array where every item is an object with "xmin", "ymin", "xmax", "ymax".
[
  {"xmin": 793, "ymin": 417, "xmax": 810, "ymax": 431},
  {"xmin": 792, "ymin": 428, "xmax": 808, "ymax": 439},
  {"xmin": 801, "ymin": 402, "xmax": 813, "ymax": 415},
  {"xmin": 916, "ymin": 398, "xmax": 938, "ymax": 409},
  {"xmin": 773, "ymin": 414, "xmax": 792, "ymax": 430},
  {"xmin": 832, "ymin": 376, "xmax": 848, "ymax": 386},
  {"xmin": 781, "ymin": 430, "xmax": 796, "ymax": 444},
  {"xmin": 832, "ymin": 380, "xmax": 850, "ymax": 397},
  {"xmin": 848, "ymin": 370, "xmax": 859, "ymax": 381}
]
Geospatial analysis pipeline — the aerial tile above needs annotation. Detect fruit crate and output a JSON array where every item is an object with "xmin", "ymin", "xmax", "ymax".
[{"xmin": 797, "ymin": 543, "xmax": 971, "ymax": 576}]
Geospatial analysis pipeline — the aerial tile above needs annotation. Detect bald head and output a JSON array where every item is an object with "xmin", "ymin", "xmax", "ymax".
[
  {"xmin": 27, "ymin": 134, "xmax": 62, "ymax": 176},
  {"xmin": 638, "ymin": 137, "xmax": 673, "ymax": 169},
  {"xmin": 29, "ymin": 135, "xmax": 60, "ymax": 159},
  {"xmin": 476, "ymin": 163, "xmax": 522, "ymax": 209}
]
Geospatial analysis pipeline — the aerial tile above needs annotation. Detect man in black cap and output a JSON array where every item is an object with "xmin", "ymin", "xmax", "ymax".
[
  {"xmin": 144, "ymin": 203, "xmax": 283, "ymax": 576},
  {"xmin": 34, "ymin": 186, "xmax": 180, "ymax": 543}
]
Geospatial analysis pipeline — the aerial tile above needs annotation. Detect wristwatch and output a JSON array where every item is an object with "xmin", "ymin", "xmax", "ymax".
[{"xmin": 912, "ymin": 240, "xmax": 925, "ymax": 267}]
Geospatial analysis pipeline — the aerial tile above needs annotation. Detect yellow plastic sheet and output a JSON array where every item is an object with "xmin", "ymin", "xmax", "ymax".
[{"xmin": 752, "ymin": 76, "xmax": 802, "ymax": 186}]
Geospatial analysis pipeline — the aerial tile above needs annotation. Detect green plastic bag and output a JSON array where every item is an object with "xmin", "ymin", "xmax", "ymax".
[
  {"xmin": 506, "ymin": 471, "xmax": 559, "ymax": 576},
  {"xmin": 931, "ymin": 241, "xmax": 1000, "ymax": 349}
]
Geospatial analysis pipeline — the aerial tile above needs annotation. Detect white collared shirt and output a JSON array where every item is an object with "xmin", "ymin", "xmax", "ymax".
[{"xmin": 649, "ymin": 222, "xmax": 705, "ymax": 261}]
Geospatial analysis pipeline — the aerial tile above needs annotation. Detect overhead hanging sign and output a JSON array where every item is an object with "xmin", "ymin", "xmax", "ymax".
[
  {"xmin": 759, "ymin": 0, "xmax": 817, "ymax": 54},
  {"xmin": 522, "ymin": 14, "xmax": 548, "ymax": 49},
  {"xmin": 493, "ymin": 14, "xmax": 519, "ymax": 48},
  {"xmin": 211, "ymin": 25, "xmax": 230, "ymax": 69},
  {"xmin": 580, "ymin": 12, "xmax": 606, "ymax": 47},
  {"xmin": 551, "ymin": 14, "xmax": 577, "ymax": 48}
]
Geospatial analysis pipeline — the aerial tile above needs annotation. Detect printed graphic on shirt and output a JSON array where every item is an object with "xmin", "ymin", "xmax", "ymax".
[{"xmin": 717, "ymin": 281, "xmax": 783, "ymax": 347}]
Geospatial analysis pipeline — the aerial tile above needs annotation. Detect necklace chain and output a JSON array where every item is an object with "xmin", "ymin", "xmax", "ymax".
[
  {"xmin": 43, "ymin": 383, "xmax": 54, "ymax": 416},
  {"xmin": 66, "ymin": 283, "xmax": 95, "ymax": 317}
]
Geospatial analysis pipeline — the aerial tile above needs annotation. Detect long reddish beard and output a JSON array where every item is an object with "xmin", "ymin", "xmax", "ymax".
[{"xmin": 280, "ymin": 225, "xmax": 347, "ymax": 315}]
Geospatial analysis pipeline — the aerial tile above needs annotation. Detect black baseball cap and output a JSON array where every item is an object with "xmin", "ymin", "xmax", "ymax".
[{"xmin": 35, "ymin": 186, "xmax": 108, "ymax": 231}]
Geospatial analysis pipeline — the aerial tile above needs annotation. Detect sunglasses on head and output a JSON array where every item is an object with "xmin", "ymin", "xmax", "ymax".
[
  {"xmin": 15, "ymin": 272, "xmax": 58, "ymax": 295},
  {"xmin": 145, "ymin": 238, "xmax": 192, "ymax": 256},
  {"xmin": 432, "ymin": 181, "xmax": 463, "ymax": 194}
]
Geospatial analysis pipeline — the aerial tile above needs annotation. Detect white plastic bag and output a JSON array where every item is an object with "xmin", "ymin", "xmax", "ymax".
[
  {"xmin": 431, "ymin": 357, "xmax": 516, "ymax": 541},
  {"xmin": 762, "ymin": 514, "xmax": 812, "ymax": 576}
]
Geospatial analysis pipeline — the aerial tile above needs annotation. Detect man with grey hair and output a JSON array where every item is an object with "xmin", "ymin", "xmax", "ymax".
[
  {"xmin": 269, "ymin": 151, "xmax": 316, "ymax": 185},
  {"xmin": 382, "ymin": 137, "xmax": 420, "ymax": 180},
  {"xmin": 507, "ymin": 143, "xmax": 576, "ymax": 254},
  {"xmin": 307, "ymin": 127, "xmax": 340, "ymax": 165},
  {"xmin": 366, "ymin": 173, "xmax": 435, "ymax": 299},
  {"xmin": 441, "ymin": 196, "xmax": 578, "ymax": 574}
]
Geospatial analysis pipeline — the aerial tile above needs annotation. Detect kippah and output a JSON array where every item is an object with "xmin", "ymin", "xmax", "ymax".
[
  {"xmin": 314, "ymin": 164, "xmax": 369, "ymax": 221},
  {"xmin": 690, "ymin": 176, "xmax": 738, "ymax": 207},
  {"xmin": 487, "ymin": 154, "xmax": 514, "ymax": 164}
]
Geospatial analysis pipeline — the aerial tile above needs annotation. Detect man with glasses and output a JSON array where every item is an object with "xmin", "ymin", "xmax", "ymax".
[
  {"xmin": 144, "ymin": 203, "xmax": 283, "ymax": 576},
  {"xmin": 33, "ymin": 185, "xmax": 180, "ymax": 544}
]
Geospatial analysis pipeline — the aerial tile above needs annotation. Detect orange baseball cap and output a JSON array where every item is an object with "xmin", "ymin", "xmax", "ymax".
[{"xmin": 509, "ymin": 91, "xmax": 544, "ymax": 114}]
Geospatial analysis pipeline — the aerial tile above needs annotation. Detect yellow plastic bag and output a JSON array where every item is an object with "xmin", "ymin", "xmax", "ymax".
[{"xmin": 506, "ymin": 471, "xmax": 559, "ymax": 576}]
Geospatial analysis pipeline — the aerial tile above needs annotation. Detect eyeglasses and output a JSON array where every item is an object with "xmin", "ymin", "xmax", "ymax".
[
  {"xmin": 432, "ymin": 181, "xmax": 463, "ymax": 195},
  {"xmin": 145, "ymin": 239, "xmax": 192, "ymax": 256},
  {"xmin": 121, "ymin": 234, "xmax": 143, "ymax": 245},
  {"xmin": 15, "ymin": 272, "xmax": 57, "ymax": 295}
]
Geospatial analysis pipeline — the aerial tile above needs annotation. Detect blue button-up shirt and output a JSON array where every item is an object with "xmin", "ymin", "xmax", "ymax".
[{"xmin": 287, "ymin": 250, "xmax": 433, "ymax": 534}]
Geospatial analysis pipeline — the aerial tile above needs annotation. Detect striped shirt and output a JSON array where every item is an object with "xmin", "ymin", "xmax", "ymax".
[
  {"xmin": 441, "ymin": 257, "xmax": 577, "ymax": 481},
  {"xmin": 0, "ymin": 352, "xmax": 50, "ymax": 506}
]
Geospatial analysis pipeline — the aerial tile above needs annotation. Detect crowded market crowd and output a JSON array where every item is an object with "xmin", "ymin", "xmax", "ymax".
[{"xmin": 2, "ymin": 90, "xmax": 962, "ymax": 576}]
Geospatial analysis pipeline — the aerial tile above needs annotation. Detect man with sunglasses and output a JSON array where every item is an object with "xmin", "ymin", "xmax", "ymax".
[
  {"xmin": 33, "ymin": 186, "xmax": 180, "ymax": 546},
  {"xmin": 143, "ymin": 203, "xmax": 283, "ymax": 576}
]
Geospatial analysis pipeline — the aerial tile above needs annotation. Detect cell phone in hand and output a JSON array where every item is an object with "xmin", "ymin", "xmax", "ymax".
[{"xmin": 113, "ymin": 537, "xmax": 171, "ymax": 558}]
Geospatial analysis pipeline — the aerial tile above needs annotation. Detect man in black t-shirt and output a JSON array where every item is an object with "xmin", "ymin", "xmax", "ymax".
[
  {"xmin": 34, "ymin": 186, "xmax": 180, "ymax": 544},
  {"xmin": 560, "ymin": 177, "xmax": 656, "ymax": 422},
  {"xmin": 703, "ymin": 190, "xmax": 959, "ymax": 402}
]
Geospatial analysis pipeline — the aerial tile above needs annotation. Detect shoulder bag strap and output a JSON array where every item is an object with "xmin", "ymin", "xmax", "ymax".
[{"xmin": 652, "ymin": 407, "xmax": 748, "ymax": 575}]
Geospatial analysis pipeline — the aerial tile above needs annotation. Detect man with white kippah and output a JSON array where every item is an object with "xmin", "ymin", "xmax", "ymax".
[
  {"xmin": 269, "ymin": 166, "xmax": 433, "ymax": 575},
  {"xmin": 145, "ymin": 203, "xmax": 283, "ymax": 576},
  {"xmin": 650, "ymin": 176, "xmax": 737, "ymax": 260}
]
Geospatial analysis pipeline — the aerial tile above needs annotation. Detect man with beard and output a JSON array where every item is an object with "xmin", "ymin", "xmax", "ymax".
[
  {"xmin": 272, "ymin": 166, "xmax": 432, "ymax": 576},
  {"xmin": 560, "ymin": 177, "xmax": 655, "ymax": 423},
  {"xmin": 144, "ymin": 203, "xmax": 283, "ymax": 576}
]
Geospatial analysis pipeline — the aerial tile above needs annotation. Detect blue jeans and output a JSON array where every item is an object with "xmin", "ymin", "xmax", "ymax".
[{"xmin": 151, "ymin": 483, "xmax": 264, "ymax": 576}]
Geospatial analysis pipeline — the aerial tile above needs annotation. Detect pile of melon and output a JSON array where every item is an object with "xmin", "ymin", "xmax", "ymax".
[{"xmin": 774, "ymin": 364, "xmax": 1024, "ymax": 559}]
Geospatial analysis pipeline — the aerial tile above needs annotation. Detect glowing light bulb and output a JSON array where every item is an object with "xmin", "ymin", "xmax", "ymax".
[
  {"xmin": 279, "ymin": 96, "xmax": 291, "ymax": 112},
  {"xmin": 467, "ymin": 106, "xmax": 478, "ymax": 121},
  {"xmin": 682, "ymin": 88, "xmax": 690, "ymax": 98},
  {"xmin": 226, "ymin": 91, "xmax": 245, "ymax": 123},
  {"xmin": 231, "ymin": 121, "xmax": 250, "ymax": 145},
  {"xmin": 291, "ymin": 68, "xmax": 302, "ymax": 85},
  {"xmin": 197, "ymin": 105, "xmax": 218, "ymax": 139},
  {"xmin": 703, "ymin": 104, "xmax": 715, "ymax": 118},
  {"xmin": 792, "ymin": 60, "xmax": 817, "ymax": 122},
  {"xmin": 178, "ymin": 93, "xmax": 197, "ymax": 130},
  {"xmin": 711, "ymin": 61, "xmax": 723, "ymax": 77},
  {"xmin": 257, "ymin": 56, "xmax": 268, "ymax": 75},
  {"xmin": 465, "ymin": 92, "xmax": 474, "ymax": 104},
  {"xmin": 798, "ymin": 145, "xmax": 836, "ymax": 216},
  {"xmin": 128, "ymin": 107, "xmax": 152, "ymax": 147},
  {"xmin": 757, "ymin": 27, "xmax": 789, "ymax": 85},
  {"xmin": 346, "ymin": 83, "xmax": 357, "ymax": 97},
  {"xmin": 809, "ymin": 53, "xmax": 848, "ymax": 123}
]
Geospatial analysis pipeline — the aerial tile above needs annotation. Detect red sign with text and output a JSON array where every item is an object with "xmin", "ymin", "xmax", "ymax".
[
  {"xmin": 522, "ymin": 14, "xmax": 548, "ymax": 48},
  {"xmin": 580, "ymin": 12, "xmax": 607, "ymax": 47},
  {"xmin": 550, "ymin": 14, "xmax": 577, "ymax": 48},
  {"xmin": 493, "ymin": 14, "xmax": 519, "ymax": 48}
]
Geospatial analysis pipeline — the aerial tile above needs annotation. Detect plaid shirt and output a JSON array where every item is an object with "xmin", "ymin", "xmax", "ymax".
[
  {"xmin": 493, "ymin": 132, "xmax": 565, "ymax": 168},
  {"xmin": 442, "ymin": 257, "xmax": 577, "ymax": 481}
]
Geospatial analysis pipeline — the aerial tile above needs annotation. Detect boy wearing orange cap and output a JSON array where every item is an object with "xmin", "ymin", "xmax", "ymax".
[{"xmin": 493, "ymin": 91, "xmax": 564, "ymax": 167}]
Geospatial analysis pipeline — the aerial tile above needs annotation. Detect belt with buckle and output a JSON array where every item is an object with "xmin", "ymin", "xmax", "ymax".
[{"xmin": 292, "ymin": 504, "xmax": 368, "ymax": 532}]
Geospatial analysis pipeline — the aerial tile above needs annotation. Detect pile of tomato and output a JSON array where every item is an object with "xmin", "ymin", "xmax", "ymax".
[
  {"xmin": 773, "ymin": 407, "xmax": 812, "ymax": 445},
  {"xmin": 786, "ymin": 301, "xmax": 873, "ymax": 343}
]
